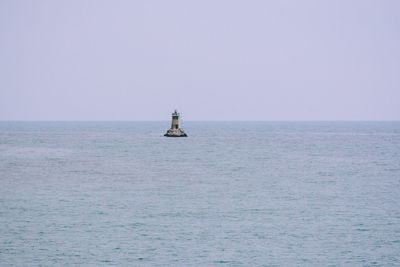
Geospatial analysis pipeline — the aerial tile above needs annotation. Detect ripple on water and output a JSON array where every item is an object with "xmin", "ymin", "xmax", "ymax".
[{"xmin": 0, "ymin": 121, "xmax": 400, "ymax": 265}]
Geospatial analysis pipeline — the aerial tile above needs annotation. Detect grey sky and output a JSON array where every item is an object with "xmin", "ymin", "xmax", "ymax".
[{"xmin": 1, "ymin": 0, "xmax": 399, "ymax": 120}]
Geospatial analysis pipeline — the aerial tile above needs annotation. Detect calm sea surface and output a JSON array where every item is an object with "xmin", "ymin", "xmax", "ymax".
[{"xmin": 0, "ymin": 122, "xmax": 399, "ymax": 266}]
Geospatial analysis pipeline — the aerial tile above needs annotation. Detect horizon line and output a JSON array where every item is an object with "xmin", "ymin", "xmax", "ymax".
[{"xmin": 0, "ymin": 120, "xmax": 399, "ymax": 122}]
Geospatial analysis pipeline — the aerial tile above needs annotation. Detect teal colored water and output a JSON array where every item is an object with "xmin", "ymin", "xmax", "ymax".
[{"xmin": 1, "ymin": 122, "xmax": 400, "ymax": 266}]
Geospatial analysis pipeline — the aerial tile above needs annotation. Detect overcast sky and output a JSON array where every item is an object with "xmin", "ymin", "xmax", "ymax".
[{"xmin": 0, "ymin": 0, "xmax": 399, "ymax": 121}]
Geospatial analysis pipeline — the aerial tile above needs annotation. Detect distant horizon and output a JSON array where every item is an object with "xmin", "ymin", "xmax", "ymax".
[{"xmin": 1, "ymin": 119, "xmax": 399, "ymax": 122}]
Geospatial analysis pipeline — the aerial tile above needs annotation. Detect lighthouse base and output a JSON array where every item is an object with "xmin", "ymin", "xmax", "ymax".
[{"xmin": 164, "ymin": 128, "xmax": 187, "ymax": 137}]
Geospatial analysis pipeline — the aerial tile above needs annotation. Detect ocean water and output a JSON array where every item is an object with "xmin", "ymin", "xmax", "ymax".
[{"xmin": 0, "ymin": 121, "xmax": 399, "ymax": 266}]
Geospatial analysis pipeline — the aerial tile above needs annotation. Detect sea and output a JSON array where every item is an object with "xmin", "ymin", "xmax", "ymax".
[{"xmin": 0, "ymin": 121, "xmax": 399, "ymax": 266}]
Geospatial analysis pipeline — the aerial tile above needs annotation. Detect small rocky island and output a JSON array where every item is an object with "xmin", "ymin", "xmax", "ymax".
[{"xmin": 164, "ymin": 110, "xmax": 187, "ymax": 137}]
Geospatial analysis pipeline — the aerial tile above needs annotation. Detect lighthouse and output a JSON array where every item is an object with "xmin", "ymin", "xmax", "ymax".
[{"xmin": 164, "ymin": 110, "xmax": 187, "ymax": 137}]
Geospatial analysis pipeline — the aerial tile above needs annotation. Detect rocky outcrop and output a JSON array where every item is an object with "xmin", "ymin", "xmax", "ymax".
[{"xmin": 164, "ymin": 128, "xmax": 187, "ymax": 137}]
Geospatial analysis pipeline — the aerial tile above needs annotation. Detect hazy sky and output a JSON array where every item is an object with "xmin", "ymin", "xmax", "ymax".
[{"xmin": 1, "ymin": 0, "xmax": 399, "ymax": 120}]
